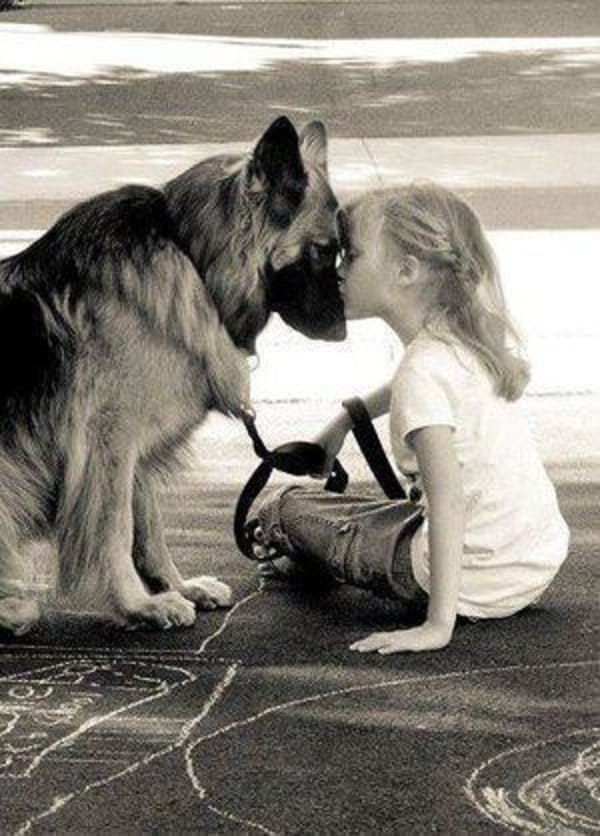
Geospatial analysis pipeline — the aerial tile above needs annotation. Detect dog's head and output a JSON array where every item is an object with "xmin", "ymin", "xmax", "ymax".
[{"xmin": 245, "ymin": 117, "xmax": 346, "ymax": 342}]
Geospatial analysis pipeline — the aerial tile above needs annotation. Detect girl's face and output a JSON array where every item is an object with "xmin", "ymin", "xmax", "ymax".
[{"xmin": 336, "ymin": 203, "xmax": 394, "ymax": 319}]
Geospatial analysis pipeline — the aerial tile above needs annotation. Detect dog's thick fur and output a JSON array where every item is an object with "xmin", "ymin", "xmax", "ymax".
[{"xmin": 0, "ymin": 117, "xmax": 345, "ymax": 634}]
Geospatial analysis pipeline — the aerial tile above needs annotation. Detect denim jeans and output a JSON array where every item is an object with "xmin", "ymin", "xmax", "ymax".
[{"xmin": 255, "ymin": 485, "xmax": 428, "ymax": 614}]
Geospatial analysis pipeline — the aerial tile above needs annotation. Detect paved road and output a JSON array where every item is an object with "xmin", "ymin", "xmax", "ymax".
[
  {"xmin": 5, "ymin": 1, "xmax": 600, "ymax": 38},
  {"xmin": 2, "ymin": 136, "xmax": 599, "ymax": 398},
  {"xmin": 1, "ymin": 5, "xmax": 599, "ymax": 144}
]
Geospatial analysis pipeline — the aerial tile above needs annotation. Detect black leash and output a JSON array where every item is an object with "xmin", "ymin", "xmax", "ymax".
[
  {"xmin": 341, "ymin": 397, "xmax": 407, "ymax": 501},
  {"xmin": 234, "ymin": 406, "xmax": 348, "ymax": 559},
  {"xmin": 234, "ymin": 399, "xmax": 416, "ymax": 560}
]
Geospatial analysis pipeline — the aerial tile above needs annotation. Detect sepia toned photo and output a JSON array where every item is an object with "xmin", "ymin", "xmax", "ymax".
[{"xmin": 0, "ymin": 0, "xmax": 598, "ymax": 832}]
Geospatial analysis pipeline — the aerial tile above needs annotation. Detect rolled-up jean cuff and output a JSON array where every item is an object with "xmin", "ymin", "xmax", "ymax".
[
  {"xmin": 340, "ymin": 502, "xmax": 426, "ymax": 603},
  {"xmin": 255, "ymin": 486, "xmax": 428, "ymax": 611},
  {"xmin": 256, "ymin": 485, "xmax": 305, "ymax": 555}
]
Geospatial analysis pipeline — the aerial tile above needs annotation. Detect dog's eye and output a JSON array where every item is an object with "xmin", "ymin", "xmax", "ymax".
[{"xmin": 309, "ymin": 242, "xmax": 338, "ymax": 268}]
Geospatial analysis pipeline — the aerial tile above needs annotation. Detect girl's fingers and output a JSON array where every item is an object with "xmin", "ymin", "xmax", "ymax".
[
  {"xmin": 378, "ymin": 644, "xmax": 406, "ymax": 655},
  {"xmin": 349, "ymin": 633, "xmax": 389, "ymax": 652}
]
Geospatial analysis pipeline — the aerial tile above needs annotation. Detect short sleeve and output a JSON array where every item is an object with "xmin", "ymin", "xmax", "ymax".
[{"xmin": 390, "ymin": 365, "xmax": 456, "ymax": 449}]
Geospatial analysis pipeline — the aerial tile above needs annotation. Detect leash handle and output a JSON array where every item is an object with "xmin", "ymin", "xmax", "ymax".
[
  {"xmin": 234, "ymin": 397, "xmax": 409, "ymax": 560},
  {"xmin": 233, "ymin": 454, "xmax": 348, "ymax": 559},
  {"xmin": 234, "ymin": 459, "xmax": 273, "ymax": 558},
  {"xmin": 234, "ymin": 408, "xmax": 349, "ymax": 558}
]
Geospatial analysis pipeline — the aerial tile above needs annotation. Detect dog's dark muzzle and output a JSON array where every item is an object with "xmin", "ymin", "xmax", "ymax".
[{"xmin": 266, "ymin": 242, "xmax": 347, "ymax": 342}]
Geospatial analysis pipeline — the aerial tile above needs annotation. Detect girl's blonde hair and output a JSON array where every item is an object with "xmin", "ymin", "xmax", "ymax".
[{"xmin": 375, "ymin": 183, "xmax": 530, "ymax": 401}]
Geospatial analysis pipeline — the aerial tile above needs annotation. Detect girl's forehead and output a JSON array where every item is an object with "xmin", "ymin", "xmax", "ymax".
[{"xmin": 341, "ymin": 201, "xmax": 379, "ymax": 242}]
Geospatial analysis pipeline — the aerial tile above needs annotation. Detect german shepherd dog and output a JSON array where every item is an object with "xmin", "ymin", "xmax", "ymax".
[{"xmin": 0, "ymin": 117, "xmax": 345, "ymax": 635}]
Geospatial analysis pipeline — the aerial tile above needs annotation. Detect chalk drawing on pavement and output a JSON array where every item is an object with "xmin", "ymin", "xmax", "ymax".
[
  {"xmin": 1, "ymin": 589, "xmax": 263, "ymax": 835},
  {"xmin": 0, "ymin": 658, "xmax": 196, "ymax": 780},
  {"xmin": 183, "ymin": 659, "xmax": 598, "ymax": 835},
  {"xmin": 465, "ymin": 727, "xmax": 600, "ymax": 834}
]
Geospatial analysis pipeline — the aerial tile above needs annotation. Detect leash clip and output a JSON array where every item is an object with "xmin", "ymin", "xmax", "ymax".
[{"xmin": 239, "ymin": 402, "xmax": 256, "ymax": 422}]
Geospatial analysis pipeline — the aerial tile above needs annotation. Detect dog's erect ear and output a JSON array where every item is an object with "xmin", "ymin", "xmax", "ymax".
[
  {"xmin": 246, "ymin": 116, "xmax": 306, "ymax": 193},
  {"xmin": 298, "ymin": 120, "xmax": 328, "ymax": 175}
]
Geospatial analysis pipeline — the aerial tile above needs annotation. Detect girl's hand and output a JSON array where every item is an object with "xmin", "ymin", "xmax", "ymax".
[
  {"xmin": 310, "ymin": 415, "xmax": 351, "ymax": 477},
  {"xmin": 349, "ymin": 622, "xmax": 453, "ymax": 655}
]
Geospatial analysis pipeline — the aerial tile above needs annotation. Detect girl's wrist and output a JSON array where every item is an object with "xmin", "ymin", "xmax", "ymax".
[
  {"xmin": 425, "ymin": 615, "xmax": 456, "ymax": 642},
  {"xmin": 332, "ymin": 410, "xmax": 352, "ymax": 433}
]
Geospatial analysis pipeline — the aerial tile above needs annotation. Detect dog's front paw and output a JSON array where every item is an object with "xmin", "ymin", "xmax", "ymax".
[
  {"xmin": 126, "ymin": 590, "xmax": 196, "ymax": 629},
  {"xmin": 180, "ymin": 576, "xmax": 233, "ymax": 610}
]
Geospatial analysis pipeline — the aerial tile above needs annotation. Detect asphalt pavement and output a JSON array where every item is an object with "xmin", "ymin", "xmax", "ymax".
[
  {"xmin": 0, "ymin": 466, "xmax": 597, "ymax": 835},
  {"xmin": 4, "ymin": 1, "xmax": 600, "ymax": 38}
]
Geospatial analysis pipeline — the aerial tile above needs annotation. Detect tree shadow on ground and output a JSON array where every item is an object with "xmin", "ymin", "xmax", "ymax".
[{"xmin": 1, "ymin": 49, "xmax": 599, "ymax": 145}]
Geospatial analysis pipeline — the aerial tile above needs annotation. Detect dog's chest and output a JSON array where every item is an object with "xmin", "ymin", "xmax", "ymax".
[
  {"xmin": 97, "ymin": 317, "xmax": 209, "ymax": 454},
  {"xmin": 134, "ymin": 355, "xmax": 210, "ymax": 453}
]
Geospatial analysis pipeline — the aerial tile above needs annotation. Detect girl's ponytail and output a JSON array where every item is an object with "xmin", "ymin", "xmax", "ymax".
[{"xmin": 380, "ymin": 184, "xmax": 530, "ymax": 401}]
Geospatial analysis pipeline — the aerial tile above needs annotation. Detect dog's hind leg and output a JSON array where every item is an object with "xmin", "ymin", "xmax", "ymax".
[
  {"xmin": 57, "ymin": 430, "xmax": 196, "ymax": 629},
  {"xmin": 133, "ymin": 472, "xmax": 232, "ymax": 610}
]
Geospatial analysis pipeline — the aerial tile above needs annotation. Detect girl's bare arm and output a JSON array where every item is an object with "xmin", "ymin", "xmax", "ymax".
[
  {"xmin": 359, "ymin": 381, "xmax": 392, "ymax": 420},
  {"xmin": 311, "ymin": 382, "xmax": 392, "ymax": 474},
  {"xmin": 350, "ymin": 425, "xmax": 464, "ymax": 654}
]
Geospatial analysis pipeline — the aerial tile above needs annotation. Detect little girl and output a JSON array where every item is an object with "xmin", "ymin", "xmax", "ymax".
[{"xmin": 250, "ymin": 183, "xmax": 569, "ymax": 655}]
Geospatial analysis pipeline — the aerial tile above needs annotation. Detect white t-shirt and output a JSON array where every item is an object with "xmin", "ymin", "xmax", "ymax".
[{"xmin": 389, "ymin": 330, "xmax": 569, "ymax": 619}]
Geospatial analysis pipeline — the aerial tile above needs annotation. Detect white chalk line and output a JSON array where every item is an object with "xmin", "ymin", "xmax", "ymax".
[
  {"xmin": 186, "ymin": 658, "xmax": 599, "ymax": 750},
  {"xmin": 10, "ymin": 660, "xmax": 196, "ymax": 780},
  {"xmin": 0, "ymin": 715, "xmax": 20, "ymax": 740},
  {"xmin": 518, "ymin": 739, "xmax": 600, "ymax": 831},
  {"xmin": 195, "ymin": 589, "xmax": 263, "ymax": 655},
  {"xmin": 465, "ymin": 727, "xmax": 600, "ymax": 833},
  {"xmin": 10, "ymin": 585, "xmax": 264, "ymax": 834},
  {"xmin": 181, "ymin": 658, "xmax": 598, "ymax": 835},
  {"xmin": 205, "ymin": 802, "xmax": 278, "ymax": 836},
  {"xmin": 186, "ymin": 729, "xmax": 278, "ymax": 836},
  {"xmin": 0, "ymin": 661, "xmax": 87, "ymax": 684},
  {"xmin": 1, "ymin": 647, "xmax": 241, "ymax": 665},
  {"xmin": 189, "ymin": 584, "xmax": 287, "ymax": 835},
  {"xmin": 13, "ymin": 662, "xmax": 240, "ymax": 836}
]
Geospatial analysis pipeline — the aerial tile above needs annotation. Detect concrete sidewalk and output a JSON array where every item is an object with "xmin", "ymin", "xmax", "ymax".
[
  {"xmin": 3, "ymin": 135, "xmax": 600, "ymax": 200},
  {"xmin": 2, "ymin": 135, "xmax": 600, "ymax": 230}
]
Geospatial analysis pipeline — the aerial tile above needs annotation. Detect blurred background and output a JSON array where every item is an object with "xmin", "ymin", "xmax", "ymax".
[{"xmin": 1, "ymin": 0, "xmax": 599, "ymax": 475}]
